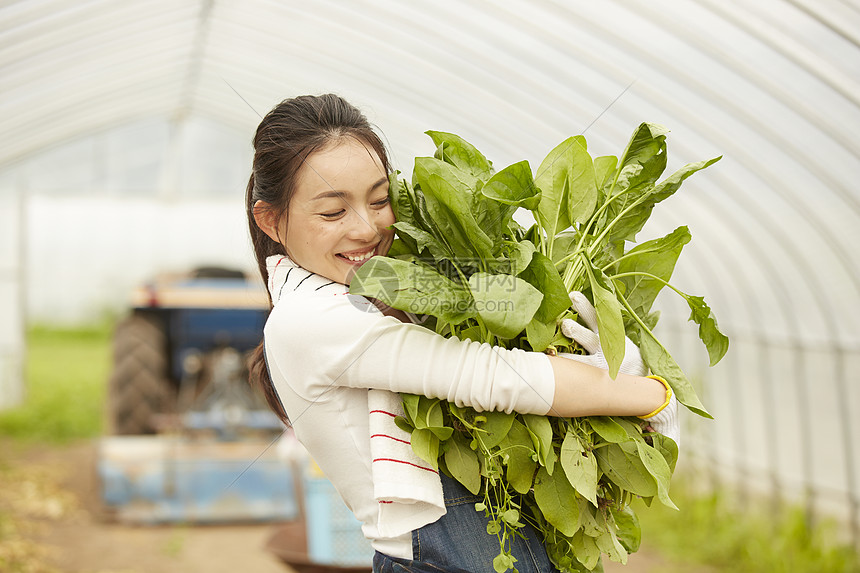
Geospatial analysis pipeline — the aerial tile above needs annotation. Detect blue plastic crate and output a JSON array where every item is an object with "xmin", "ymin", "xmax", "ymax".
[{"xmin": 303, "ymin": 465, "xmax": 374, "ymax": 567}]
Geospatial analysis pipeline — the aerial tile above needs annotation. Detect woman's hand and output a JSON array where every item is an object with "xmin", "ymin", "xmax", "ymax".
[
  {"xmin": 558, "ymin": 292, "xmax": 647, "ymax": 377},
  {"xmin": 557, "ymin": 292, "xmax": 680, "ymax": 447},
  {"xmin": 641, "ymin": 386, "xmax": 680, "ymax": 448}
]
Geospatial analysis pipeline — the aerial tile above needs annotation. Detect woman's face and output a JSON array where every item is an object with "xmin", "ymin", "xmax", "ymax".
[{"xmin": 283, "ymin": 138, "xmax": 394, "ymax": 285}]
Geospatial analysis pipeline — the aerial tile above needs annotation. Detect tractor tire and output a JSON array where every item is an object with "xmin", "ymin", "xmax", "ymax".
[{"xmin": 106, "ymin": 312, "xmax": 175, "ymax": 435}]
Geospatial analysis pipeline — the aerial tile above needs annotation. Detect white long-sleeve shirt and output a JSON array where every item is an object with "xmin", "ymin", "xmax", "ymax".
[{"xmin": 262, "ymin": 255, "xmax": 556, "ymax": 558}]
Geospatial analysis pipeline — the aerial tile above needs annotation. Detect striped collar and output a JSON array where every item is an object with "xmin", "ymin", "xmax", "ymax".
[{"xmin": 265, "ymin": 255, "xmax": 348, "ymax": 304}]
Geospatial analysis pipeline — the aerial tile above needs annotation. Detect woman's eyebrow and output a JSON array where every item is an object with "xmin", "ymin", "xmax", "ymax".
[
  {"xmin": 369, "ymin": 175, "xmax": 389, "ymax": 190},
  {"xmin": 311, "ymin": 190, "xmax": 347, "ymax": 201},
  {"xmin": 311, "ymin": 176, "xmax": 389, "ymax": 201}
]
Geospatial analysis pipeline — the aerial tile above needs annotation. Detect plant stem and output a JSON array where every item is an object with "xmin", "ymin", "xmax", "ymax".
[
  {"xmin": 599, "ymin": 250, "xmax": 642, "ymax": 273},
  {"xmin": 553, "ymin": 248, "xmax": 584, "ymax": 269},
  {"xmin": 609, "ymin": 271, "xmax": 687, "ymax": 299},
  {"xmin": 586, "ymin": 189, "xmax": 653, "ymax": 259},
  {"xmin": 614, "ymin": 288, "xmax": 676, "ymax": 365}
]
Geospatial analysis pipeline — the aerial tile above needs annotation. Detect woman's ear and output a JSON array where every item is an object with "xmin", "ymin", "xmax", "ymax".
[{"xmin": 253, "ymin": 200, "xmax": 283, "ymax": 244}]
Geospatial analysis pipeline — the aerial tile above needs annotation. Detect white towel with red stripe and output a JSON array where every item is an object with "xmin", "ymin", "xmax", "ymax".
[{"xmin": 368, "ymin": 388, "xmax": 447, "ymax": 537}]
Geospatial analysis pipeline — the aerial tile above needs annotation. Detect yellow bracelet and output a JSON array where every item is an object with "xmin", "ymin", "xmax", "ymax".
[{"xmin": 638, "ymin": 375, "xmax": 673, "ymax": 419}]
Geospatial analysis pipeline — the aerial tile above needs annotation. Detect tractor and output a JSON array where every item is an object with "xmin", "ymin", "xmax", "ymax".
[
  {"xmin": 98, "ymin": 266, "xmax": 375, "ymax": 571},
  {"xmin": 105, "ymin": 266, "xmax": 272, "ymax": 437}
]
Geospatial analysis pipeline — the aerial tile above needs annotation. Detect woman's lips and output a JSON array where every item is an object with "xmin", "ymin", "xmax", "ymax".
[{"xmin": 337, "ymin": 245, "xmax": 378, "ymax": 264}]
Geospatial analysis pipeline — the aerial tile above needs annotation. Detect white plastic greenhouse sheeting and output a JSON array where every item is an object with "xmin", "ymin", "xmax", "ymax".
[
  {"xmin": 0, "ymin": 0, "xmax": 858, "ymax": 540},
  {"xmin": 0, "ymin": 191, "xmax": 25, "ymax": 409}
]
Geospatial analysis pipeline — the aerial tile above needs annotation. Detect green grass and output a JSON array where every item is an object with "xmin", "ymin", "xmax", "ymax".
[
  {"xmin": 636, "ymin": 480, "xmax": 860, "ymax": 572},
  {"xmin": 0, "ymin": 324, "xmax": 112, "ymax": 443}
]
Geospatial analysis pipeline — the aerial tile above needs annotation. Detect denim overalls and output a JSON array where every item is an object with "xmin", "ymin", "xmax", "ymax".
[{"xmin": 373, "ymin": 474, "xmax": 560, "ymax": 573}]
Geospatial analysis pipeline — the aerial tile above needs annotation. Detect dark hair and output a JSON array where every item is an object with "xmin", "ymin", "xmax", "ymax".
[{"xmin": 246, "ymin": 94, "xmax": 391, "ymax": 424}]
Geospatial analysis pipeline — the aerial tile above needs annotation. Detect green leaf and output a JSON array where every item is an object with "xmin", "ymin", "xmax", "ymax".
[
  {"xmin": 457, "ymin": 325, "xmax": 483, "ymax": 343},
  {"xmin": 500, "ymin": 419, "xmax": 538, "ymax": 494},
  {"xmin": 638, "ymin": 327, "xmax": 712, "ymax": 418},
  {"xmin": 563, "ymin": 138, "xmax": 598, "ymax": 225},
  {"xmin": 577, "ymin": 498, "xmax": 602, "ymax": 536},
  {"xmin": 477, "ymin": 410, "xmax": 516, "ymax": 449},
  {"xmin": 584, "ymin": 263, "xmax": 625, "ymax": 378},
  {"xmin": 523, "ymin": 414, "xmax": 556, "ymax": 473},
  {"xmin": 520, "ymin": 253, "xmax": 571, "ymax": 324},
  {"xmin": 634, "ymin": 439, "xmax": 677, "ymax": 510},
  {"xmin": 613, "ymin": 123, "xmax": 669, "ymax": 196},
  {"xmin": 504, "ymin": 240, "xmax": 536, "ymax": 276},
  {"xmin": 349, "ymin": 257, "xmax": 475, "ymax": 324},
  {"xmin": 481, "ymin": 160, "xmax": 542, "ymax": 210},
  {"xmin": 525, "ymin": 317, "xmax": 556, "ymax": 353},
  {"xmin": 571, "ymin": 530, "xmax": 601, "ymax": 570},
  {"xmin": 651, "ymin": 155, "xmax": 722, "ymax": 204},
  {"xmin": 534, "ymin": 467, "xmax": 580, "ymax": 536},
  {"xmin": 587, "ymin": 417, "xmax": 628, "ymax": 444},
  {"xmin": 413, "ymin": 157, "xmax": 495, "ymax": 260},
  {"xmin": 610, "ymin": 154, "xmax": 721, "ymax": 244},
  {"xmin": 492, "ymin": 552, "xmax": 516, "ymax": 573},
  {"xmin": 597, "ymin": 124, "xmax": 669, "ymax": 243},
  {"xmin": 614, "ymin": 226, "xmax": 691, "ymax": 318},
  {"xmin": 593, "ymin": 155, "xmax": 618, "ymax": 190},
  {"xmin": 503, "ymin": 509, "xmax": 521, "ymax": 525},
  {"xmin": 426, "ymin": 130, "xmax": 494, "ymax": 180},
  {"xmin": 614, "ymin": 417, "xmax": 645, "ymax": 441},
  {"xmin": 394, "ymin": 416, "xmax": 414, "ymax": 435},
  {"xmin": 651, "ymin": 433, "xmax": 679, "ymax": 473},
  {"xmin": 401, "ymin": 394, "xmax": 420, "ymax": 425},
  {"xmin": 411, "ymin": 428, "xmax": 440, "ymax": 470},
  {"xmin": 416, "ymin": 395, "xmax": 443, "ymax": 428},
  {"xmin": 682, "ymin": 293, "xmax": 730, "ymax": 366},
  {"xmin": 594, "ymin": 441, "xmax": 657, "ymax": 498},
  {"xmin": 444, "ymin": 433, "xmax": 482, "ymax": 494},
  {"xmin": 477, "ymin": 197, "xmax": 519, "ymax": 254},
  {"xmin": 595, "ymin": 511, "xmax": 628, "ymax": 564},
  {"xmin": 391, "ymin": 221, "xmax": 451, "ymax": 262},
  {"xmin": 428, "ymin": 426, "xmax": 454, "ymax": 440},
  {"xmin": 560, "ymin": 431, "xmax": 598, "ymax": 506},
  {"xmin": 388, "ymin": 172, "xmax": 414, "ymax": 230},
  {"xmin": 549, "ymin": 230, "xmax": 580, "ymax": 267},
  {"xmin": 468, "ymin": 272, "xmax": 543, "ymax": 339},
  {"xmin": 610, "ymin": 506, "xmax": 641, "ymax": 553},
  {"xmin": 534, "ymin": 138, "xmax": 575, "ymax": 237}
]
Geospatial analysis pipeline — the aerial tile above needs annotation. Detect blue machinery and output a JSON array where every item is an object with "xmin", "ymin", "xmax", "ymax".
[{"xmin": 97, "ymin": 268, "xmax": 374, "ymax": 571}]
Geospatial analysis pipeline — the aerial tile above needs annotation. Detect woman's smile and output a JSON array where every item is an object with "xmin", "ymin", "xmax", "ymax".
[{"xmin": 337, "ymin": 244, "xmax": 381, "ymax": 264}]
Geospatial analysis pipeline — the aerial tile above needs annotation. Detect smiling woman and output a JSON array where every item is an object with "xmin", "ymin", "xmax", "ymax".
[
  {"xmin": 244, "ymin": 94, "xmax": 672, "ymax": 573},
  {"xmin": 254, "ymin": 139, "xmax": 395, "ymax": 286}
]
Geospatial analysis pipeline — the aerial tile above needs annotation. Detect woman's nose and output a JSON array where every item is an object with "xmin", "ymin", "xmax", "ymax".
[{"xmin": 346, "ymin": 208, "xmax": 382, "ymax": 241}]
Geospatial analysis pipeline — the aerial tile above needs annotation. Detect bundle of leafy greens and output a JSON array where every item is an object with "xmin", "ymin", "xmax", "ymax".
[{"xmin": 349, "ymin": 123, "xmax": 728, "ymax": 572}]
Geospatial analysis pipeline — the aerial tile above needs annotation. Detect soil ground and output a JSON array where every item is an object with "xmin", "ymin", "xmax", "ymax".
[{"xmin": 0, "ymin": 439, "xmax": 689, "ymax": 573}]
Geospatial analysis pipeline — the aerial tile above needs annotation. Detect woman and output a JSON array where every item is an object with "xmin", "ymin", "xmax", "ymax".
[{"xmin": 246, "ymin": 94, "xmax": 677, "ymax": 572}]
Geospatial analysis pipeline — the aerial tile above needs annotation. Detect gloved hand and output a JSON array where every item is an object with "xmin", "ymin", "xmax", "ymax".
[
  {"xmin": 558, "ymin": 292, "xmax": 648, "ymax": 377},
  {"xmin": 639, "ymin": 375, "xmax": 680, "ymax": 448}
]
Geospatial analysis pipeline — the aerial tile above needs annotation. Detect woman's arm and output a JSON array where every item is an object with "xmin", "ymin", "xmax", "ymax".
[
  {"xmin": 268, "ymin": 290, "xmax": 676, "ymax": 419},
  {"xmin": 547, "ymin": 356, "xmax": 666, "ymax": 418}
]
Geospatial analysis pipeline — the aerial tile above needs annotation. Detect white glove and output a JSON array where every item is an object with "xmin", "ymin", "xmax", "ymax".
[
  {"xmin": 559, "ymin": 292, "xmax": 680, "ymax": 448},
  {"xmin": 558, "ymin": 292, "xmax": 647, "ymax": 377},
  {"xmin": 639, "ymin": 376, "xmax": 680, "ymax": 449}
]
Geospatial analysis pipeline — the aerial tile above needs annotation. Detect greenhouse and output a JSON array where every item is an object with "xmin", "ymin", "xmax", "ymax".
[{"xmin": 1, "ymin": 1, "xmax": 858, "ymax": 571}]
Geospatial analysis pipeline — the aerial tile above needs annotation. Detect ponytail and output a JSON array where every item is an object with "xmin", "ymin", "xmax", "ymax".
[
  {"xmin": 247, "ymin": 340, "xmax": 288, "ymax": 425},
  {"xmin": 245, "ymin": 171, "xmax": 290, "ymax": 425}
]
